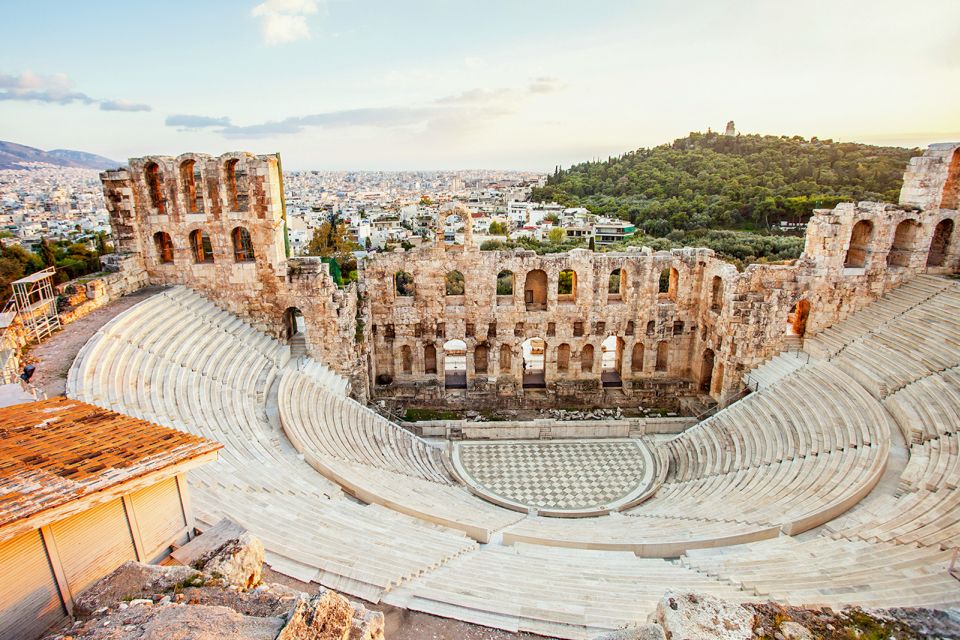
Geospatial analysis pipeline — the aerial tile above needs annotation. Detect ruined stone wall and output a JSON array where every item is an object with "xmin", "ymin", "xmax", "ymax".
[
  {"xmin": 100, "ymin": 153, "xmax": 364, "ymax": 393},
  {"xmin": 363, "ymin": 198, "xmax": 959, "ymax": 407}
]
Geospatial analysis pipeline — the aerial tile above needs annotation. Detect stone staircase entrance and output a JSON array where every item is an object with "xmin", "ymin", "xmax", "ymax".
[{"xmin": 289, "ymin": 334, "xmax": 307, "ymax": 358}]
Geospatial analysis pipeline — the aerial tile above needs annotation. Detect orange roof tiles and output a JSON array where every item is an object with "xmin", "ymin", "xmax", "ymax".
[{"xmin": 0, "ymin": 397, "xmax": 221, "ymax": 530}]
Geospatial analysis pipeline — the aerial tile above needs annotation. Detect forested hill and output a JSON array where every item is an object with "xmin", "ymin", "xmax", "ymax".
[{"xmin": 530, "ymin": 132, "xmax": 920, "ymax": 236}]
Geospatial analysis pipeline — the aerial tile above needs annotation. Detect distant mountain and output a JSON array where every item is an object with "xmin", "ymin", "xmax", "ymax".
[{"xmin": 0, "ymin": 140, "xmax": 123, "ymax": 170}]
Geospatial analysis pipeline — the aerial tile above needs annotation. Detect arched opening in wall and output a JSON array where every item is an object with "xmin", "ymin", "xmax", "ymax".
[
  {"xmin": 395, "ymin": 271, "xmax": 415, "ymax": 297},
  {"xmin": 580, "ymin": 344, "xmax": 595, "ymax": 374},
  {"xmin": 224, "ymin": 159, "xmax": 248, "ymax": 211},
  {"xmin": 710, "ymin": 276, "xmax": 723, "ymax": 312},
  {"xmin": 658, "ymin": 268, "xmax": 670, "ymax": 296},
  {"xmin": 631, "ymin": 342, "xmax": 644, "ymax": 375},
  {"xmin": 400, "ymin": 345, "xmax": 413, "ymax": 374},
  {"xmin": 153, "ymin": 231, "xmax": 174, "ymax": 264},
  {"xmin": 499, "ymin": 343, "xmax": 512, "ymax": 375},
  {"xmin": 179, "ymin": 160, "xmax": 200, "ymax": 214},
  {"xmin": 927, "ymin": 219, "xmax": 955, "ymax": 267},
  {"xmin": 521, "ymin": 337, "xmax": 546, "ymax": 388},
  {"xmin": 556, "ymin": 343, "xmax": 570, "ymax": 372},
  {"xmin": 423, "ymin": 344, "xmax": 437, "ymax": 375},
  {"xmin": 189, "ymin": 229, "xmax": 214, "ymax": 263},
  {"xmin": 888, "ymin": 219, "xmax": 921, "ymax": 268},
  {"xmin": 524, "ymin": 269, "xmax": 547, "ymax": 311},
  {"xmin": 557, "ymin": 269, "xmax": 576, "ymax": 303},
  {"xmin": 474, "ymin": 343, "xmax": 489, "ymax": 374},
  {"xmin": 601, "ymin": 335, "xmax": 623, "ymax": 387},
  {"xmin": 608, "ymin": 268, "xmax": 624, "ymax": 300},
  {"xmin": 655, "ymin": 341, "xmax": 669, "ymax": 372},
  {"xmin": 445, "ymin": 270, "xmax": 465, "ymax": 296},
  {"xmin": 700, "ymin": 349, "xmax": 715, "ymax": 393},
  {"xmin": 787, "ymin": 299, "xmax": 811, "ymax": 338},
  {"xmin": 283, "ymin": 307, "xmax": 305, "ymax": 342},
  {"xmin": 645, "ymin": 320, "xmax": 655, "ymax": 336},
  {"xmin": 144, "ymin": 162, "xmax": 164, "ymax": 214},
  {"xmin": 844, "ymin": 220, "xmax": 874, "ymax": 268},
  {"xmin": 497, "ymin": 269, "xmax": 514, "ymax": 303},
  {"xmin": 443, "ymin": 339, "xmax": 467, "ymax": 388},
  {"xmin": 232, "ymin": 227, "xmax": 255, "ymax": 262},
  {"xmin": 940, "ymin": 149, "xmax": 960, "ymax": 210}
]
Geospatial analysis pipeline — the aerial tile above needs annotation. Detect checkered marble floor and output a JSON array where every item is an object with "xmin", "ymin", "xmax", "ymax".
[{"xmin": 457, "ymin": 440, "xmax": 649, "ymax": 511}]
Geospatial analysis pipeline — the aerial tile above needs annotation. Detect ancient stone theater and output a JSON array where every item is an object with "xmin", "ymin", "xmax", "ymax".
[{"xmin": 45, "ymin": 143, "xmax": 960, "ymax": 637}]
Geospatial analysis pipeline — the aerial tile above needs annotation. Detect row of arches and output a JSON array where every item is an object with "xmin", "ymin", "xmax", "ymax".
[
  {"xmin": 395, "ymin": 267, "xmax": 725, "ymax": 312},
  {"xmin": 143, "ymin": 158, "xmax": 248, "ymax": 215},
  {"xmin": 391, "ymin": 337, "xmax": 679, "ymax": 384},
  {"xmin": 152, "ymin": 227, "xmax": 255, "ymax": 265},
  {"xmin": 844, "ymin": 217, "xmax": 955, "ymax": 269}
]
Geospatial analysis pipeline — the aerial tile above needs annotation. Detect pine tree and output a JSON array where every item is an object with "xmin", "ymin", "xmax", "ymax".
[{"xmin": 39, "ymin": 238, "xmax": 56, "ymax": 268}]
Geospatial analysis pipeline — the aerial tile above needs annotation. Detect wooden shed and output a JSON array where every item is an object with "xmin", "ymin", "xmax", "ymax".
[{"xmin": 0, "ymin": 397, "xmax": 221, "ymax": 640}]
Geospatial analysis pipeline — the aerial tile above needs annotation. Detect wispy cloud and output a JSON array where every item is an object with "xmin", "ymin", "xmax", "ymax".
[
  {"xmin": 251, "ymin": 0, "xmax": 319, "ymax": 45},
  {"xmin": 100, "ymin": 99, "xmax": 151, "ymax": 112},
  {"xmin": 165, "ymin": 114, "xmax": 233, "ymax": 130},
  {"xmin": 177, "ymin": 77, "xmax": 564, "ymax": 139},
  {"xmin": 0, "ymin": 71, "xmax": 151, "ymax": 112}
]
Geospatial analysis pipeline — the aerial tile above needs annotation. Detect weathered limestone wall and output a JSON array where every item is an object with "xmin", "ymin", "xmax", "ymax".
[
  {"xmin": 101, "ymin": 153, "xmax": 365, "ymax": 394},
  {"xmin": 100, "ymin": 146, "xmax": 960, "ymax": 409}
]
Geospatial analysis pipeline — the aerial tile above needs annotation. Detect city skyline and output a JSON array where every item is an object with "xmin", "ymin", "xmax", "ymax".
[{"xmin": 2, "ymin": 0, "xmax": 959, "ymax": 170}]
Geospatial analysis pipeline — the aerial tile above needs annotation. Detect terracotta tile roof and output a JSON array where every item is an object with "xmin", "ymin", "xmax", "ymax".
[{"xmin": 0, "ymin": 397, "xmax": 221, "ymax": 530}]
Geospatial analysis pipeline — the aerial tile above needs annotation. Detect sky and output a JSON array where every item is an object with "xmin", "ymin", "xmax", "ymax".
[{"xmin": 1, "ymin": 0, "xmax": 959, "ymax": 170}]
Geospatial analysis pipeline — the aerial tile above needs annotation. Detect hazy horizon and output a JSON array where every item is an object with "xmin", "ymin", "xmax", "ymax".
[{"xmin": 3, "ymin": 0, "xmax": 959, "ymax": 171}]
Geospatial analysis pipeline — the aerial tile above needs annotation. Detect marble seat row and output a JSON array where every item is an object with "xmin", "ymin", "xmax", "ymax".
[
  {"xmin": 741, "ymin": 352, "xmax": 807, "ymax": 392},
  {"xmin": 666, "ymin": 361, "xmax": 890, "ymax": 483},
  {"xmin": 67, "ymin": 286, "xmax": 482, "ymax": 603},
  {"xmin": 383, "ymin": 543, "xmax": 752, "ymax": 640},
  {"xmin": 803, "ymin": 275, "xmax": 956, "ymax": 361},
  {"xmin": 681, "ymin": 535, "xmax": 960, "ymax": 610}
]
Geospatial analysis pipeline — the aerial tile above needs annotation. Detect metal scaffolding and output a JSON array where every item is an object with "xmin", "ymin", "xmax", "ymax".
[{"xmin": 11, "ymin": 267, "xmax": 61, "ymax": 343}]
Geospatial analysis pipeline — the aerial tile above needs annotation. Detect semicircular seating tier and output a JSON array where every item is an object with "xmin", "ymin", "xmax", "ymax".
[{"xmin": 66, "ymin": 278, "xmax": 960, "ymax": 638}]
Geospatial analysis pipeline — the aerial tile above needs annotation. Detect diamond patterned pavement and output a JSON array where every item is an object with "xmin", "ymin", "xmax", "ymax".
[{"xmin": 457, "ymin": 440, "xmax": 649, "ymax": 511}]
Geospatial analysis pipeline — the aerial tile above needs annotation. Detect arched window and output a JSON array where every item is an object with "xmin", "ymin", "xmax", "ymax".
[
  {"xmin": 445, "ymin": 270, "xmax": 465, "ymax": 295},
  {"xmin": 423, "ymin": 344, "xmax": 437, "ymax": 374},
  {"xmin": 179, "ymin": 160, "xmax": 200, "ymax": 214},
  {"xmin": 646, "ymin": 320, "xmax": 655, "ymax": 336},
  {"xmin": 941, "ymin": 149, "xmax": 960, "ymax": 210},
  {"xmin": 144, "ymin": 162, "xmax": 164, "ymax": 214},
  {"xmin": 556, "ymin": 343, "xmax": 570, "ymax": 372},
  {"xmin": 232, "ymin": 227, "xmax": 255, "ymax": 262},
  {"xmin": 608, "ymin": 268, "xmax": 623, "ymax": 295},
  {"xmin": 153, "ymin": 231, "xmax": 174, "ymax": 264},
  {"xmin": 524, "ymin": 269, "xmax": 548, "ymax": 310},
  {"xmin": 497, "ymin": 270, "xmax": 514, "ymax": 296},
  {"xmin": 658, "ymin": 268, "xmax": 670, "ymax": 294},
  {"xmin": 631, "ymin": 343, "xmax": 644, "ymax": 373},
  {"xmin": 844, "ymin": 220, "xmax": 874, "ymax": 268},
  {"xmin": 625, "ymin": 320, "xmax": 635, "ymax": 336},
  {"xmin": 580, "ymin": 344, "xmax": 594, "ymax": 373},
  {"xmin": 888, "ymin": 219, "xmax": 921, "ymax": 267},
  {"xmin": 700, "ymin": 349, "xmax": 715, "ymax": 392},
  {"xmin": 474, "ymin": 344, "xmax": 489, "ymax": 374},
  {"xmin": 224, "ymin": 159, "xmax": 248, "ymax": 211},
  {"xmin": 499, "ymin": 344, "xmax": 512, "ymax": 372},
  {"xmin": 395, "ymin": 271, "xmax": 415, "ymax": 297},
  {"xmin": 189, "ymin": 229, "xmax": 214, "ymax": 263},
  {"xmin": 710, "ymin": 276, "xmax": 723, "ymax": 312},
  {"xmin": 558, "ymin": 269, "xmax": 577, "ymax": 300},
  {"xmin": 655, "ymin": 341, "xmax": 669, "ymax": 372},
  {"xmin": 284, "ymin": 307, "xmax": 304, "ymax": 341},
  {"xmin": 401, "ymin": 345, "xmax": 413, "ymax": 374},
  {"xmin": 928, "ymin": 218, "xmax": 955, "ymax": 267}
]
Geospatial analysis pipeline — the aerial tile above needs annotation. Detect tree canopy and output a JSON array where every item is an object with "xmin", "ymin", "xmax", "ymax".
[{"xmin": 530, "ymin": 132, "xmax": 919, "ymax": 235}]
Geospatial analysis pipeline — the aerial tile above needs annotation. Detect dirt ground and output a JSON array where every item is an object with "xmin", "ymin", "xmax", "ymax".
[
  {"xmin": 23, "ymin": 286, "xmax": 165, "ymax": 398},
  {"xmin": 262, "ymin": 567, "xmax": 557, "ymax": 640}
]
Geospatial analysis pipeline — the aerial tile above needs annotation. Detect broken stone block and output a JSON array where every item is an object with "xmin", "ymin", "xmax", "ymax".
[
  {"xmin": 73, "ymin": 561, "xmax": 203, "ymax": 617},
  {"xmin": 655, "ymin": 591, "xmax": 754, "ymax": 640},
  {"xmin": 276, "ymin": 591, "xmax": 385, "ymax": 640}
]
